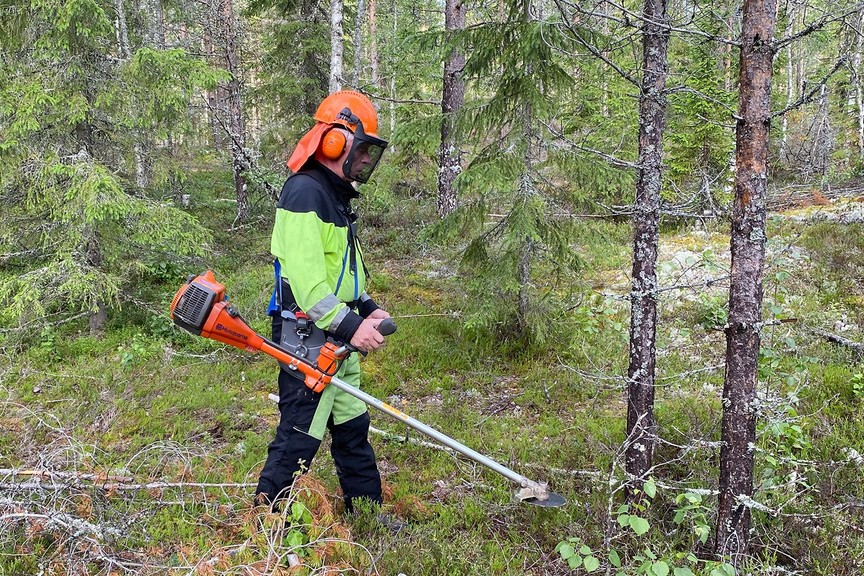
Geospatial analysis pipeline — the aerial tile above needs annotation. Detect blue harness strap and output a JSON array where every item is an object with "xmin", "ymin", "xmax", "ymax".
[
  {"xmin": 267, "ymin": 259, "xmax": 282, "ymax": 316},
  {"xmin": 269, "ymin": 241, "xmax": 354, "ymax": 316}
]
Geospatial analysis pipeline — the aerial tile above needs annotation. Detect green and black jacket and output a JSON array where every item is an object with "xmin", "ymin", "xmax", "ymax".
[{"xmin": 268, "ymin": 160, "xmax": 379, "ymax": 341}]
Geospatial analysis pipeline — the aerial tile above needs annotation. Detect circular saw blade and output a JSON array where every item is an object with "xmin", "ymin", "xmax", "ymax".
[{"xmin": 522, "ymin": 491, "xmax": 567, "ymax": 507}]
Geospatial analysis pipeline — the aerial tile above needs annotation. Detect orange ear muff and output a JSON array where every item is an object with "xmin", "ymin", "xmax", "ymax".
[{"xmin": 320, "ymin": 128, "xmax": 347, "ymax": 160}]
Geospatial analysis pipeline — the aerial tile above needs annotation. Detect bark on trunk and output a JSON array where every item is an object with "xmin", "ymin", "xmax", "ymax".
[
  {"xmin": 387, "ymin": 0, "xmax": 397, "ymax": 147},
  {"xmin": 856, "ymin": 10, "xmax": 864, "ymax": 156},
  {"xmin": 222, "ymin": 0, "xmax": 249, "ymax": 222},
  {"xmin": 352, "ymin": 0, "xmax": 365, "ymax": 88},
  {"xmin": 85, "ymin": 228, "xmax": 107, "ymax": 336},
  {"xmin": 517, "ymin": 3, "xmax": 534, "ymax": 335},
  {"xmin": 517, "ymin": 168, "xmax": 534, "ymax": 335},
  {"xmin": 114, "ymin": 0, "xmax": 148, "ymax": 188},
  {"xmin": 369, "ymin": 0, "xmax": 379, "ymax": 89},
  {"xmin": 204, "ymin": 0, "xmax": 222, "ymax": 150},
  {"xmin": 811, "ymin": 84, "xmax": 831, "ymax": 177},
  {"xmin": 723, "ymin": 10, "xmax": 734, "ymax": 93},
  {"xmin": 600, "ymin": 0, "xmax": 609, "ymax": 117},
  {"xmin": 436, "ymin": 0, "xmax": 465, "ymax": 219},
  {"xmin": 330, "ymin": 0, "xmax": 344, "ymax": 92},
  {"xmin": 145, "ymin": 0, "xmax": 167, "ymax": 49},
  {"xmin": 625, "ymin": 0, "xmax": 668, "ymax": 499},
  {"xmin": 780, "ymin": 4, "xmax": 795, "ymax": 163},
  {"xmin": 715, "ymin": 0, "xmax": 777, "ymax": 563}
]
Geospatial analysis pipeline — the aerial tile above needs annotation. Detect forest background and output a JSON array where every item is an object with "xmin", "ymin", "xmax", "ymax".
[{"xmin": 1, "ymin": 0, "xmax": 864, "ymax": 574}]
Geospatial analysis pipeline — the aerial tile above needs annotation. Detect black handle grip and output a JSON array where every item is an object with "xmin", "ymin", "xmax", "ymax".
[
  {"xmin": 377, "ymin": 317, "xmax": 397, "ymax": 336},
  {"xmin": 342, "ymin": 318, "xmax": 397, "ymax": 358}
]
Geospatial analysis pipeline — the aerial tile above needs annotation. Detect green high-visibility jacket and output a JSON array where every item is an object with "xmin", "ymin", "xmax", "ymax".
[{"xmin": 271, "ymin": 161, "xmax": 379, "ymax": 439}]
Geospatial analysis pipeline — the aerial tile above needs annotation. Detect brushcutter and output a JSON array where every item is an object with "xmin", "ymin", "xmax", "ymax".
[{"xmin": 169, "ymin": 271, "xmax": 566, "ymax": 507}]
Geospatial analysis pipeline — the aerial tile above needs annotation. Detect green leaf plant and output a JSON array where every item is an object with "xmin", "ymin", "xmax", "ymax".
[{"xmin": 556, "ymin": 480, "xmax": 737, "ymax": 575}]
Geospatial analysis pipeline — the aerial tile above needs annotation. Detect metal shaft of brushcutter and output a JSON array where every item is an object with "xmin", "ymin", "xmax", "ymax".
[
  {"xmin": 325, "ymin": 374, "xmax": 533, "ymax": 488},
  {"xmin": 265, "ymin": 318, "xmax": 556, "ymax": 503}
]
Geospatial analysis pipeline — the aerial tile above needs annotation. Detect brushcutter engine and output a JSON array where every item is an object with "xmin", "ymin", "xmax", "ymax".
[
  {"xmin": 170, "ymin": 271, "xmax": 227, "ymax": 335},
  {"xmin": 171, "ymin": 271, "xmax": 348, "ymax": 392}
]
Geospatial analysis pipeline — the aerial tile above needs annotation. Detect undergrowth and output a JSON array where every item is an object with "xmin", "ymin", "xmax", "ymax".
[{"xmin": 1, "ymin": 177, "xmax": 863, "ymax": 575}]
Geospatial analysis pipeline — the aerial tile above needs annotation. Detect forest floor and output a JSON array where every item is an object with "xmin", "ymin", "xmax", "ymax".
[{"xmin": 2, "ymin": 178, "xmax": 863, "ymax": 575}]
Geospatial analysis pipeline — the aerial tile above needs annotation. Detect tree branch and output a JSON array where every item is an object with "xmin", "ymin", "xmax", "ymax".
[
  {"xmin": 771, "ymin": 56, "xmax": 849, "ymax": 118},
  {"xmin": 773, "ymin": 4, "xmax": 864, "ymax": 51}
]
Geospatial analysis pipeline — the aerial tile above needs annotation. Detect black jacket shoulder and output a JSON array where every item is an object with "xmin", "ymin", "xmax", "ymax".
[{"xmin": 277, "ymin": 172, "xmax": 346, "ymax": 226}]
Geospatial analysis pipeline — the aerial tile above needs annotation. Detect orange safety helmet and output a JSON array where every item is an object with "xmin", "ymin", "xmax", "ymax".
[{"xmin": 287, "ymin": 91, "xmax": 388, "ymax": 183}]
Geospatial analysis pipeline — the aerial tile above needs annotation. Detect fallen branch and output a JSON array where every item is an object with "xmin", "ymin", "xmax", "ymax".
[
  {"xmin": 810, "ymin": 328, "xmax": 864, "ymax": 356},
  {"xmin": 0, "ymin": 480, "xmax": 257, "ymax": 492},
  {"xmin": 0, "ymin": 468, "xmax": 133, "ymax": 483},
  {"xmin": 0, "ymin": 468, "xmax": 256, "ymax": 492}
]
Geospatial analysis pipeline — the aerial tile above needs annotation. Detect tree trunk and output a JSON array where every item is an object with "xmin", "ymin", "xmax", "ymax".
[
  {"xmin": 74, "ymin": 112, "xmax": 106, "ymax": 335},
  {"xmin": 145, "ymin": 0, "xmax": 167, "ymax": 49},
  {"xmin": 723, "ymin": 9, "xmax": 734, "ymax": 93},
  {"xmin": 855, "ymin": 9, "xmax": 864, "ymax": 158},
  {"xmin": 86, "ymin": 231, "xmax": 107, "ymax": 336},
  {"xmin": 114, "ymin": 0, "xmax": 148, "ymax": 188},
  {"xmin": 600, "ymin": 0, "xmax": 609, "ymax": 117},
  {"xmin": 436, "ymin": 0, "xmax": 465, "ymax": 219},
  {"xmin": 715, "ymin": 0, "xmax": 777, "ymax": 563},
  {"xmin": 780, "ymin": 4, "xmax": 795, "ymax": 163},
  {"xmin": 352, "ymin": 0, "xmax": 365, "ymax": 88},
  {"xmin": 330, "ymin": 0, "xmax": 344, "ymax": 92},
  {"xmin": 389, "ymin": 0, "xmax": 397, "ymax": 141},
  {"xmin": 811, "ymin": 84, "xmax": 831, "ymax": 177},
  {"xmin": 369, "ymin": 0, "xmax": 380, "ymax": 89},
  {"xmin": 222, "ymin": 0, "xmax": 249, "ymax": 222},
  {"xmin": 625, "ymin": 0, "xmax": 668, "ymax": 499},
  {"xmin": 204, "ymin": 0, "xmax": 223, "ymax": 151},
  {"xmin": 516, "ymin": 2, "xmax": 534, "ymax": 336},
  {"xmin": 853, "ymin": 9, "xmax": 864, "ymax": 157}
]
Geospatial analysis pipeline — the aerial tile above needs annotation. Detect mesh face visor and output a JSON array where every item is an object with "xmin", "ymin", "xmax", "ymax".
[{"xmin": 342, "ymin": 122, "xmax": 388, "ymax": 183}]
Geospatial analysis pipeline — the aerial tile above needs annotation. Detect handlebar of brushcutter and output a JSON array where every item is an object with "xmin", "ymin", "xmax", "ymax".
[{"xmin": 336, "ymin": 317, "xmax": 398, "ymax": 356}]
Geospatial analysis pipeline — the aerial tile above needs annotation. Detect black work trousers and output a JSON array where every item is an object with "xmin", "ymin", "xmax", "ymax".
[{"xmin": 255, "ymin": 369, "xmax": 383, "ymax": 512}]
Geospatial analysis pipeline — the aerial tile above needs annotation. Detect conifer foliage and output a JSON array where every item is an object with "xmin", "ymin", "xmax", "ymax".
[
  {"xmin": 0, "ymin": 0, "xmax": 218, "ymax": 335},
  {"xmin": 456, "ymin": 0, "xmax": 580, "ymax": 345}
]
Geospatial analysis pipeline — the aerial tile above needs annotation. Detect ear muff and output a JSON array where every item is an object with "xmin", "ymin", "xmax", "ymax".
[{"xmin": 320, "ymin": 128, "xmax": 347, "ymax": 160}]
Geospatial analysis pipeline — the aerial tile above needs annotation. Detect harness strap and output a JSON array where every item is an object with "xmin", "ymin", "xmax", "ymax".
[{"xmin": 269, "ymin": 169, "xmax": 367, "ymax": 316}]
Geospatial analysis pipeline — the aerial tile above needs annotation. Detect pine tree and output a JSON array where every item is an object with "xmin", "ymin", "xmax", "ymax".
[
  {"xmin": 626, "ymin": 0, "xmax": 670, "ymax": 499},
  {"xmin": 715, "ymin": 0, "xmax": 777, "ymax": 562}
]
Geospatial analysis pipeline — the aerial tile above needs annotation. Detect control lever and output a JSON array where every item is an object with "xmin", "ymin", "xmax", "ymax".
[{"xmin": 336, "ymin": 317, "xmax": 397, "ymax": 356}]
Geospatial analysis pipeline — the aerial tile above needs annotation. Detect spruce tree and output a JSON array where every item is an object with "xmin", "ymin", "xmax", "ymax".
[
  {"xmin": 0, "ymin": 0, "xmax": 217, "ymax": 337},
  {"xmin": 456, "ymin": 0, "xmax": 581, "ymax": 345}
]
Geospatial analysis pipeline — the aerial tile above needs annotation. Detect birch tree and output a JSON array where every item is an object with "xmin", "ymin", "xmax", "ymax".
[
  {"xmin": 353, "ymin": 0, "xmax": 366, "ymax": 87},
  {"xmin": 369, "ymin": 0, "xmax": 380, "ymax": 89},
  {"xmin": 852, "ymin": 8, "xmax": 864, "ymax": 156},
  {"xmin": 330, "ymin": 0, "xmax": 344, "ymax": 91}
]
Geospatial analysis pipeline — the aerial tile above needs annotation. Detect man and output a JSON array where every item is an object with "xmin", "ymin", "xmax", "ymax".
[{"xmin": 256, "ymin": 91, "xmax": 391, "ymax": 514}]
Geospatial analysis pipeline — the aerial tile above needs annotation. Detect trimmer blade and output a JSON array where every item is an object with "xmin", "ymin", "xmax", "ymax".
[{"xmin": 522, "ymin": 491, "xmax": 567, "ymax": 507}]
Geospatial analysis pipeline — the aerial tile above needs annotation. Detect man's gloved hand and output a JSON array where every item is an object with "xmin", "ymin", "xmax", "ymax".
[
  {"xmin": 350, "ymin": 317, "xmax": 386, "ymax": 352},
  {"xmin": 366, "ymin": 308, "xmax": 391, "ymax": 321}
]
